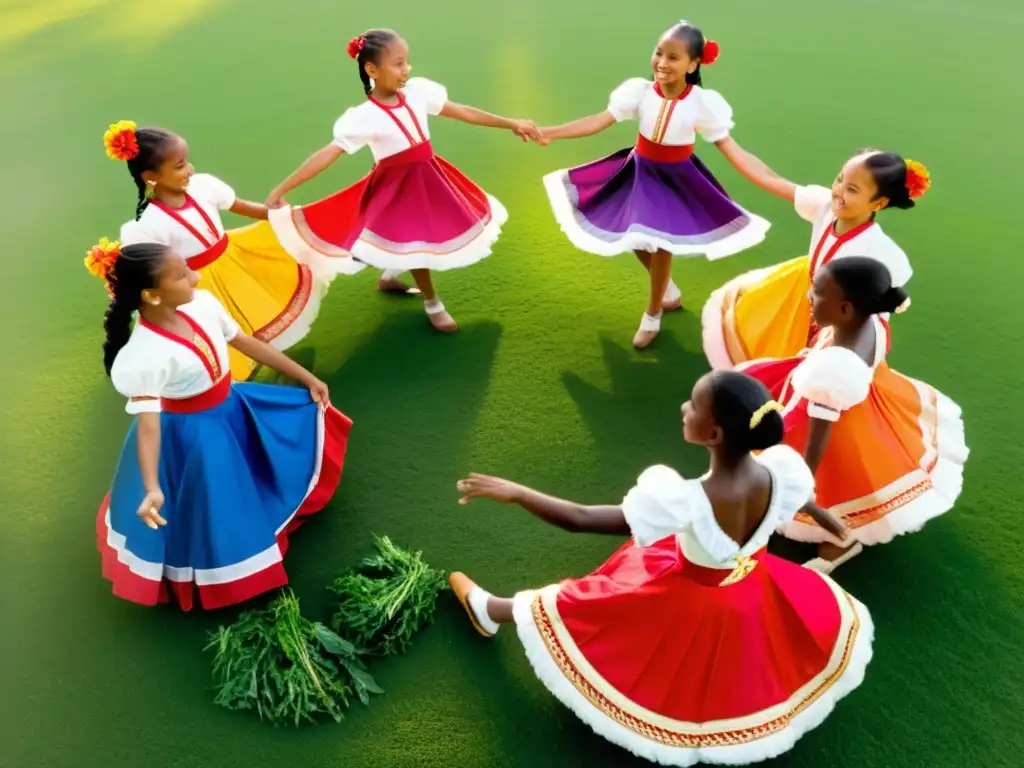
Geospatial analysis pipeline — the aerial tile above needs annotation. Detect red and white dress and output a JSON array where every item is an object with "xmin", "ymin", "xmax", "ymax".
[
  {"xmin": 269, "ymin": 77, "xmax": 507, "ymax": 272},
  {"xmin": 511, "ymin": 446, "xmax": 873, "ymax": 765}
]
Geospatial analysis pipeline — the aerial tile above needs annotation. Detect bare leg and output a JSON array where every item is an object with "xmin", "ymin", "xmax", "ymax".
[
  {"xmin": 411, "ymin": 268, "xmax": 457, "ymax": 332},
  {"xmin": 486, "ymin": 596, "xmax": 515, "ymax": 623},
  {"xmin": 804, "ymin": 539, "xmax": 864, "ymax": 575},
  {"xmin": 633, "ymin": 249, "xmax": 673, "ymax": 349},
  {"xmin": 634, "ymin": 250, "xmax": 682, "ymax": 311},
  {"xmin": 449, "ymin": 571, "xmax": 513, "ymax": 636}
]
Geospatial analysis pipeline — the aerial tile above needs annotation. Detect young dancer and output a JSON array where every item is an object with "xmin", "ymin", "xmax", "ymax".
[
  {"xmin": 265, "ymin": 28, "xmax": 542, "ymax": 333},
  {"xmin": 702, "ymin": 147, "xmax": 927, "ymax": 369},
  {"xmin": 539, "ymin": 20, "xmax": 770, "ymax": 349},
  {"xmin": 449, "ymin": 371, "xmax": 872, "ymax": 765},
  {"xmin": 86, "ymin": 239, "xmax": 352, "ymax": 611},
  {"xmin": 106, "ymin": 120, "xmax": 330, "ymax": 381},
  {"xmin": 741, "ymin": 257, "xmax": 967, "ymax": 572}
]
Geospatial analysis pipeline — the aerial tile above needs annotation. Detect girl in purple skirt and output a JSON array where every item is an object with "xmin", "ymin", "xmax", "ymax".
[{"xmin": 540, "ymin": 20, "xmax": 770, "ymax": 349}]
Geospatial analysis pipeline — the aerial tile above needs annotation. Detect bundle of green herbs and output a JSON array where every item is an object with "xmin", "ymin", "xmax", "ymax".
[
  {"xmin": 206, "ymin": 589, "xmax": 382, "ymax": 726},
  {"xmin": 329, "ymin": 535, "xmax": 448, "ymax": 657}
]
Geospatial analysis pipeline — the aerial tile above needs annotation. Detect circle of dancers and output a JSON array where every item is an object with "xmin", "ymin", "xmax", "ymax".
[{"xmin": 85, "ymin": 19, "xmax": 968, "ymax": 765}]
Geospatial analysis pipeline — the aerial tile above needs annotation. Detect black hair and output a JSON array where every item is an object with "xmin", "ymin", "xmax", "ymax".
[
  {"xmin": 707, "ymin": 371, "xmax": 785, "ymax": 456},
  {"xmin": 854, "ymin": 148, "xmax": 915, "ymax": 210},
  {"xmin": 668, "ymin": 21, "xmax": 710, "ymax": 86},
  {"xmin": 824, "ymin": 256, "xmax": 910, "ymax": 316},
  {"xmin": 354, "ymin": 29, "xmax": 400, "ymax": 96},
  {"xmin": 102, "ymin": 243, "xmax": 170, "ymax": 376},
  {"xmin": 125, "ymin": 127, "xmax": 177, "ymax": 220}
]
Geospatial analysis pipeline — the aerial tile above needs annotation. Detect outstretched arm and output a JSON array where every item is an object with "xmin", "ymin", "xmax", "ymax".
[
  {"xmin": 229, "ymin": 334, "xmax": 330, "ymax": 405},
  {"xmin": 457, "ymin": 473, "xmax": 630, "ymax": 535},
  {"xmin": 229, "ymin": 199, "xmax": 269, "ymax": 220},
  {"xmin": 439, "ymin": 102, "xmax": 541, "ymax": 141},
  {"xmin": 266, "ymin": 144, "xmax": 345, "ymax": 207},
  {"xmin": 539, "ymin": 111, "xmax": 616, "ymax": 142},
  {"xmin": 715, "ymin": 138, "xmax": 798, "ymax": 201}
]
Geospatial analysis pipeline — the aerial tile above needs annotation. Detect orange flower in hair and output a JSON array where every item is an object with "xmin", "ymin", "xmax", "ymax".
[
  {"xmin": 103, "ymin": 120, "xmax": 139, "ymax": 161},
  {"xmin": 85, "ymin": 237, "xmax": 121, "ymax": 287},
  {"xmin": 904, "ymin": 159, "xmax": 930, "ymax": 199}
]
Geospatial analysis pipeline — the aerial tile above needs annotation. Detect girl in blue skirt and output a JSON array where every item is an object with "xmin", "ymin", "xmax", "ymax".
[{"xmin": 86, "ymin": 238, "xmax": 352, "ymax": 611}]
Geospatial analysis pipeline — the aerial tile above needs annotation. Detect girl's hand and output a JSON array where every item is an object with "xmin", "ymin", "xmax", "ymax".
[
  {"xmin": 457, "ymin": 473, "xmax": 522, "ymax": 505},
  {"xmin": 512, "ymin": 120, "xmax": 543, "ymax": 144},
  {"xmin": 137, "ymin": 488, "xmax": 167, "ymax": 529},
  {"xmin": 265, "ymin": 190, "xmax": 288, "ymax": 208},
  {"xmin": 306, "ymin": 377, "xmax": 330, "ymax": 406}
]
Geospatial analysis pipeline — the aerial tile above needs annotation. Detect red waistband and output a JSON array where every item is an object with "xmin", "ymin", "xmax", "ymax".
[
  {"xmin": 375, "ymin": 140, "xmax": 435, "ymax": 169},
  {"xmin": 634, "ymin": 134, "xmax": 694, "ymax": 163},
  {"xmin": 161, "ymin": 375, "xmax": 231, "ymax": 414},
  {"xmin": 679, "ymin": 545, "xmax": 767, "ymax": 586},
  {"xmin": 186, "ymin": 234, "xmax": 229, "ymax": 271}
]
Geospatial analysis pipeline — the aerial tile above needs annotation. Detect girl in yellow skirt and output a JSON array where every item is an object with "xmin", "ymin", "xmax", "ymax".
[
  {"xmin": 701, "ymin": 147, "xmax": 929, "ymax": 369},
  {"xmin": 741, "ymin": 257, "xmax": 968, "ymax": 573},
  {"xmin": 104, "ymin": 120, "xmax": 326, "ymax": 381}
]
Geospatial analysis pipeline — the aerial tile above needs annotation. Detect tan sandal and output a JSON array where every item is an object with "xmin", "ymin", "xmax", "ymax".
[
  {"xmin": 426, "ymin": 301, "xmax": 458, "ymax": 333},
  {"xmin": 449, "ymin": 572, "xmax": 495, "ymax": 637}
]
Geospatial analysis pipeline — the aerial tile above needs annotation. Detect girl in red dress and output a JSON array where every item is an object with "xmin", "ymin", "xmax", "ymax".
[
  {"xmin": 265, "ymin": 28, "xmax": 542, "ymax": 333},
  {"xmin": 449, "ymin": 371, "xmax": 872, "ymax": 765}
]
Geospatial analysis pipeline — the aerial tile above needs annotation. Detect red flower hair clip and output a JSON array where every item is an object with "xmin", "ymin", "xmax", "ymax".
[
  {"xmin": 701, "ymin": 39, "xmax": 720, "ymax": 65},
  {"xmin": 346, "ymin": 35, "xmax": 365, "ymax": 59},
  {"xmin": 904, "ymin": 159, "xmax": 930, "ymax": 199}
]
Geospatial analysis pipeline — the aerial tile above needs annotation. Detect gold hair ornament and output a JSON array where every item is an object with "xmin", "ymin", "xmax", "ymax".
[{"xmin": 749, "ymin": 400, "xmax": 783, "ymax": 429}]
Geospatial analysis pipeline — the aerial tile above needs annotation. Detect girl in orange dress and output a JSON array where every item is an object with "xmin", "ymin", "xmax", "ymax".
[
  {"xmin": 448, "ymin": 371, "xmax": 872, "ymax": 765},
  {"xmin": 740, "ymin": 257, "xmax": 968, "ymax": 572}
]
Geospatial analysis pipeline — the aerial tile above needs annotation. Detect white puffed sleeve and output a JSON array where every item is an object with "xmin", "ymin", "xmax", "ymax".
[
  {"xmin": 110, "ymin": 348, "xmax": 169, "ymax": 415},
  {"xmin": 871, "ymin": 235, "xmax": 913, "ymax": 288},
  {"xmin": 694, "ymin": 88, "xmax": 734, "ymax": 143},
  {"xmin": 755, "ymin": 445, "xmax": 815, "ymax": 525},
  {"xmin": 332, "ymin": 107, "xmax": 373, "ymax": 154},
  {"xmin": 119, "ymin": 218, "xmax": 169, "ymax": 247},
  {"xmin": 188, "ymin": 173, "xmax": 236, "ymax": 210},
  {"xmin": 606, "ymin": 78, "xmax": 649, "ymax": 122},
  {"xmin": 404, "ymin": 77, "xmax": 449, "ymax": 115},
  {"xmin": 793, "ymin": 184, "xmax": 832, "ymax": 224},
  {"xmin": 621, "ymin": 464, "xmax": 697, "ymax": 546},
  {"xmin": 192, "ymin": 289, "xmax": 240, "ymax": 341},
  {"xmin": 791, "ymin": 347, "xmax": 873, "ymax": 422}
]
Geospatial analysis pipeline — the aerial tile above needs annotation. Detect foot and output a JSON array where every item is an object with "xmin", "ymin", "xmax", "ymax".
[
  {"xmin": 804, "ymin": 541, "xmax": 864, "ymax": 574},
  {"xmin": 425, "ymin": 299, "xmax": 458, "ymax": 333},
  {"xmin": 633, "ymin": 311, "xmax": 662, "ymax": 349},
  {"xmin": 662, "ymin": 280, "xmax": 683, "ymax": 312},
  {"xmin": 449, "ymin": 572, "xmax": 499, "ymax": 637},
  {"xmin": 377, "ymin": 275, "xmax": 421, "ymax": 295}
]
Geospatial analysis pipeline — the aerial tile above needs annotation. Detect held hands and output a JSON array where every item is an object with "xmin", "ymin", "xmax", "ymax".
[
  {"xmin": 265, "ymin": 190, "xmax": 288, "ymax": 209},
  {"xmin": 137, "ymin": 488, "xmax": 167, "ymax": 529},
  {"xmin": 511, "ymin": 120, "xmax": 547, "ymax": 145},
  {"xmin": 457, "ymin": 473, "xmax": 522, "ymax": 505}
]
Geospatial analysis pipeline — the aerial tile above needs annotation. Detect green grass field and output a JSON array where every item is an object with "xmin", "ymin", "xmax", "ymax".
[{"xmin": 3, "ymin": 1, "xmax": 1023, "ymax": 766}]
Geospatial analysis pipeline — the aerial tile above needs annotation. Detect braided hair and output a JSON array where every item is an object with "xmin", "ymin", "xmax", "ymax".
[
  {"xmin": 102, "ymin": 243, "xmax": 169, "ymax": 376},
  {"xmin": 854, "ymin": 149, "xmax": 916, "ymax": 210},
  {"xmin": 352, "ymin": 29, "xmax": 399, "ymax": 95},
  {"xmin": 824, "ymin": 257, "xmax": 910, "ymax": 316},
  {"xmin": 125, "ymin": 127, "xmax": 177, "ymax": 220},
  {"xmin": 668, "ymin": 21, "xmax": 712, "ymax": 86},
  {"xmin": 707, "ymin": 371, "xmax": 785, "ymax": 456}
]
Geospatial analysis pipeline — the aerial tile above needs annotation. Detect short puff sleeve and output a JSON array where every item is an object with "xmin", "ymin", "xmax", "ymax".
[
  {"xmin": 192, "ymin": 289, "xmax": 240, "ymax": 341},
  {"xmin": 755, "ymin": 445, "xmax": 815, "ymax": 525},
  {"xmin": 332, "ymin": 107, "xmax": 373, "ymax": 154},
  {"xmin": 694, "ymin": 89, "xmax": 734, "ymax": 143},
  {"xmin": 793, "ymin": 184, "xmax": 832, "ymax": 224},
  {"xmin": 119, "ymin": 218, "xmax": 169, "ymax": 247},
  {"xmin": 188, "ymin": 173, "xmax": 235, "ymax": 210},
  {"xmin": 791, "ymin": 347, "xmax": 872, "ymax": 422},
  {"xmin": 404, "ymin": 77, "xmax": 448, "ymax": 115},
  {"xmin": 621, "ymin": 464, "xmax": 695, "ymax": 546},
  {"xmin": 607, "ymin": 78, "xmax": 649, "ymax": 122},
  {"xmin": 110, "ymin": 351, "xmax": 169, "ymax": 415},
  {"xmin": 872, "ymin": 236, "xmax": 913, "ymax": 288}
]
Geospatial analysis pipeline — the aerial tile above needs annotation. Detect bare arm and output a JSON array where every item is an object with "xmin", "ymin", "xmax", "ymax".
[
  {"xmin": 134, "ymin": 410, "xmax": 167, "ymax": 528},
  {"xmin": 456, "ymin": 473, "xmax": 630, "ymax": 536},
  {"xmin": 540, "ymin": 111, "xmax": 616, "ymax": 142},
  {"xmin": 715, "ymin": 138, "xmax": 798, "ymax": 201},
  {"xmin": 229, "ymin": 334, "xmax": 330, "ymax": 405},
  {"xmin": 799, "ymin": 500, "xmax": 848, "ymax": 540},
  {"xmin": 803, "ymin": 418, "xmax": 834, "ymax": 475},
  {"xmin": 266, "ymin": 144, "xmax": 345, "ymax": 206},
  {"xmin": 229, "ymin": 199, "xmax": 269, "ymax": 220},
  {"xmin": 440, "ymin": 102, "xmax": 517, "ymax": 130}
]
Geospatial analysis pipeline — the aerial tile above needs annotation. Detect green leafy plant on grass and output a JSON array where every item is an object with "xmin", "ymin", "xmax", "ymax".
[
  {"xmin": 329, "ymin": 534, "xmax": 448, "ymax": 657},
  {"xmin": 206, "ymin": 589, "xmax": 383, "ymax": 726}
]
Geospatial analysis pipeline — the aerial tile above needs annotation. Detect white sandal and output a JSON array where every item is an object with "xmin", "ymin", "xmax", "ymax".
[
  {"xmin": 804, "ymin": 541, "xmax": 864, "ymax": 574},
  {"xmin": 633, "ymin": 311, "xmax": 662, "ymax": 349},
  {"xmin": 425, "ymin": 299, "xmax": 457, "ymax": 333}
]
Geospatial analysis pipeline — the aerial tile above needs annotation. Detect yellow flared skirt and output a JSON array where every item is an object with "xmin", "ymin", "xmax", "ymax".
[
  {"xmin": 701, "ymin": 255, "xmax": 812, "ymax": 370},
  {"xmin": 196, "ymin": 220, "xmax": 319, "ymax": 380}
]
